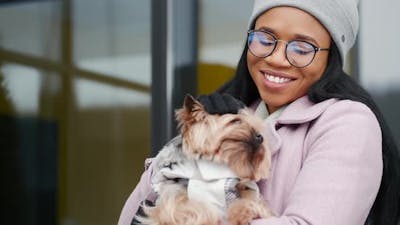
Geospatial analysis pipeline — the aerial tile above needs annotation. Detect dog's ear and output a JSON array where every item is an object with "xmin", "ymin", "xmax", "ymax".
[
  {"xmin": 183, "ymin": 94, "xmax": 204, "ymax": 113},
  {"xmin": 175, "ymin": 94, "xmax": 208, "ymax": 130}
]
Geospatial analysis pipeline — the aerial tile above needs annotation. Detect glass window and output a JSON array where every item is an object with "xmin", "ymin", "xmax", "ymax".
[
  {"xmin": 64, "ymin": 78, "xmax": 150, "ymax": 225},
  {"xmin": 0, "ymin": 1, "xmax": 61, "ymax": 60},
  {"xmin": 359, "ymin": 2, "xmax": 400, "ymax": 92},
  {"xmin": 0, "ymin": 1, "xmax": 151, "ymax": 225},
  {"xmin": 0, "ymin": 62, "xmax": 60, "ymax": 225},
  {"xmin": 1, "ymin": 63, "xmax": 42, "ymax": 114},
  {"xmin": 73, "ymin": 0, "xmax": 151, "ymax": 85},
  {"xmin": 359, "ymin": 2, "xmax": 400, "ymax": 145},
  {"xmin": 197, "ymin": 0, "xmax": 252, "ymax": 94},
  {"xmin": 74, "ymin": 78, "xmax": 149, "ymax": 108}
]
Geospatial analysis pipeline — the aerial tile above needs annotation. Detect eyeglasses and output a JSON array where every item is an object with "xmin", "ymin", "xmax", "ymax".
[{"xmin": 247, "ymin": 30, "xmax": 330, "ymax": 68}]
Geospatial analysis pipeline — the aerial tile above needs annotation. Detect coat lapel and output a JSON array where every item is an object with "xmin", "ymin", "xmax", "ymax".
[
  {"xmin": 277, "ymin": 96, "xmax": 338, "ymax": 124},
  {"xmin": 259, "ymin": 96, "xmax": 338, "ymax": 156}
]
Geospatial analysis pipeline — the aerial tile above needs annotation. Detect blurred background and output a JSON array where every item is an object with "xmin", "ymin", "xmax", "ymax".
[{"xmin": 0, "ymin": 0, "xmax": 398, "ymax": 225}]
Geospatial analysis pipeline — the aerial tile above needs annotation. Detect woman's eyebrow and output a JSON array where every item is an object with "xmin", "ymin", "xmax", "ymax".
[
  {"xmin": 256, "ymin": 26, "xmax": 275, "ymax": 34},
  {"xmin": 256, "ymin": 26, "xmax": 319, "ymax": 45},
  {"xmin": 293, "ymin": 34, "xmax": 318, "ymax": 45}
]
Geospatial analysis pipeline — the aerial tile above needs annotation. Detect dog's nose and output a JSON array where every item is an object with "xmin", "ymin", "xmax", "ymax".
[
  {"xmin": 255, "ymin": 134, "xmax": 263, "ymax": 144},
  {"xmin": 251, "ymin": 133, "xmax": 264, "ymax": 150}
]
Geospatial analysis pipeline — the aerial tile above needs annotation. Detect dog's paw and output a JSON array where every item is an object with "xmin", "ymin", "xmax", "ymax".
[{"xmin": 227, "ymin": 199, "xmax": 272, "ymax": 225}]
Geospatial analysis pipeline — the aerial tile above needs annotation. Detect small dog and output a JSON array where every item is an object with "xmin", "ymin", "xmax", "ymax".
[{"xmin": 138, "ymin": 95, "xmax": 272, "ymax": 225}]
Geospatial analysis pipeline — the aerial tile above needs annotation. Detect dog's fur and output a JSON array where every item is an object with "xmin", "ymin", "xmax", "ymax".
[{"xmin": 138, "ymin": 95, "xmax": 272, "ymax": 225}]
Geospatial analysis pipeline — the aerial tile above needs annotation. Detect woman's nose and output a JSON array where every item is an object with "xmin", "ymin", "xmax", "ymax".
[{"xmin": 264, "ymin": 41, "xmax": 291, "ymax": 67}]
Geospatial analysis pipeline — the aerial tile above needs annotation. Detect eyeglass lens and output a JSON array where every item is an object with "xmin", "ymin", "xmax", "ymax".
[{"xmin": 248, "ymin": 31, "xmax": 317, "ymax": 67}]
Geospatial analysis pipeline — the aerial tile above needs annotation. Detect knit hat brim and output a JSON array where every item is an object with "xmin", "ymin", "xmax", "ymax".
[{"xmin": 249, "ymin": 0, "xmax": 359, "ymax": 66}]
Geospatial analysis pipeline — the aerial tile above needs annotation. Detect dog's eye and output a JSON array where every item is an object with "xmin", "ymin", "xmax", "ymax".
[{"xmin": 229, "ymin": 118, "xmax": 242, "ymax": 124}]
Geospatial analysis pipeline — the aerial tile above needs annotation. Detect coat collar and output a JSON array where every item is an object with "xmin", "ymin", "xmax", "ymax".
[
  {"xmin": 256, "ymin": 96, "xmax": 338, "ymax": 155},
  {"xmin": 277, "ymin": 96, "xmax": 338, "ymax": 124}
]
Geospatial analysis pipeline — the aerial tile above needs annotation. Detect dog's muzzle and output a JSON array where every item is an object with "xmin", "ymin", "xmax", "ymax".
[{"xmin": 250, "ymin": 133, "xmax": 264, "ymax": 150}]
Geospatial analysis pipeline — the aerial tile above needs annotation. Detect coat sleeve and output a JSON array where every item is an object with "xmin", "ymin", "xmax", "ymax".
[
  {"xmin": 117, "ymin": 159, "xmax": 155, "ymax": 225},
  {"xmin": 250, "ymin": 101, "xmax": 383, "ymax": 225}
]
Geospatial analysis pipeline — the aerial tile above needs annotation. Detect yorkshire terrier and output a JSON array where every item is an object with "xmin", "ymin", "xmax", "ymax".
[{"xmin": 137, "ymin": 95, "xmax": 272, "ymax": 225}]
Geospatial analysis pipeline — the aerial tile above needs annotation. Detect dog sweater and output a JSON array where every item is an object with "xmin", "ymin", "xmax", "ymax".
[{"xmin": 150, "ymin": 138, "xmax": 259, "ymax": 216}]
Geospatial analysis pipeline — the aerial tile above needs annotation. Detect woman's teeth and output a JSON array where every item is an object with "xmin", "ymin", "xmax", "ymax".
[{"xmin": 264, "ymin": 73, "xmax": 291, "ymax": 84}]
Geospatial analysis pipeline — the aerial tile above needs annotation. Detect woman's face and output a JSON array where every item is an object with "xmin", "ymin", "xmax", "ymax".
[{"xmin": 247, "ymin": 6, "xmax": 331, "ymax": 113}]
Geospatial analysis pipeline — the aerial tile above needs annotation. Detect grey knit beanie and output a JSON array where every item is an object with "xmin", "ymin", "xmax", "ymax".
[{"xmin": 249, "ymin": 0, "xmax": 360, "ymax": 65}]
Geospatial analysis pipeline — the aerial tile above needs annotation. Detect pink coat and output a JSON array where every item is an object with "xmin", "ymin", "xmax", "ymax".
[{"xmin": 118, "ymin": 96, "xmax": 383, "ymax": 225}]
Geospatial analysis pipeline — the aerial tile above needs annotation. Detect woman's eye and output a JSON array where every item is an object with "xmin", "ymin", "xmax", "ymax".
[
  {"xmin": 260, "ymin": 39, "xmax": 275, "ymax": 47},
  {"xmin": 294, "ymin": 48, "xmax": 312, "ymax": 55},
  {"xmin": 290, "ymin": 42, "xmax": 314, "ymax": 55}
]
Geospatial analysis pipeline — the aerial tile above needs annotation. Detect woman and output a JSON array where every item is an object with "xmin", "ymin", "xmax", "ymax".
[{"xmin": 118, "ymin": 0, "xmax": 400, "ymax": 224}]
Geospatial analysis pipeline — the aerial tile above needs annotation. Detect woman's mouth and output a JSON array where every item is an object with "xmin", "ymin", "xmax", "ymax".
[
  {"xmin": 258, "ymin": 70, "xmax": 297, "ymax": 91},
  {"xmin": 264, "ymin": 73, "xmax": 292, "ymax": 84}
]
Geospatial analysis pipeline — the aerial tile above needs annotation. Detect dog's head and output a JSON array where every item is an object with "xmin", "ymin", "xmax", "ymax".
[{"xmin": 175, "ymin": 95, "xmax": 270, "ymax": 181}]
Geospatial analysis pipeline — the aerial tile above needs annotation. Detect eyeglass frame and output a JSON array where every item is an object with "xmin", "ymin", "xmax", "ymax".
[{"xmin": 247, "ymin": 30, "xmax": 330, "ymax": 68}]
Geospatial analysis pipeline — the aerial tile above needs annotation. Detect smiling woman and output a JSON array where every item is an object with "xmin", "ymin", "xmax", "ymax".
[
  {"xmin": 215, "ymin": 1, "xmax": 400, "ymax": 224},
  {"xmin": 117, "ymin": 0, "xmax": 400, "ymax": 225},
  {"xmin": 247, "ymin": 7, "xmax": 331, "ymax": 113}
]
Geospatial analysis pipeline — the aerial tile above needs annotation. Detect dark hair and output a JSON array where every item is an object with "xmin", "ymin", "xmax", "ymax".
[{"xmin": 217, "ymin": 42, "xmax": 400, "ymax": 225}]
